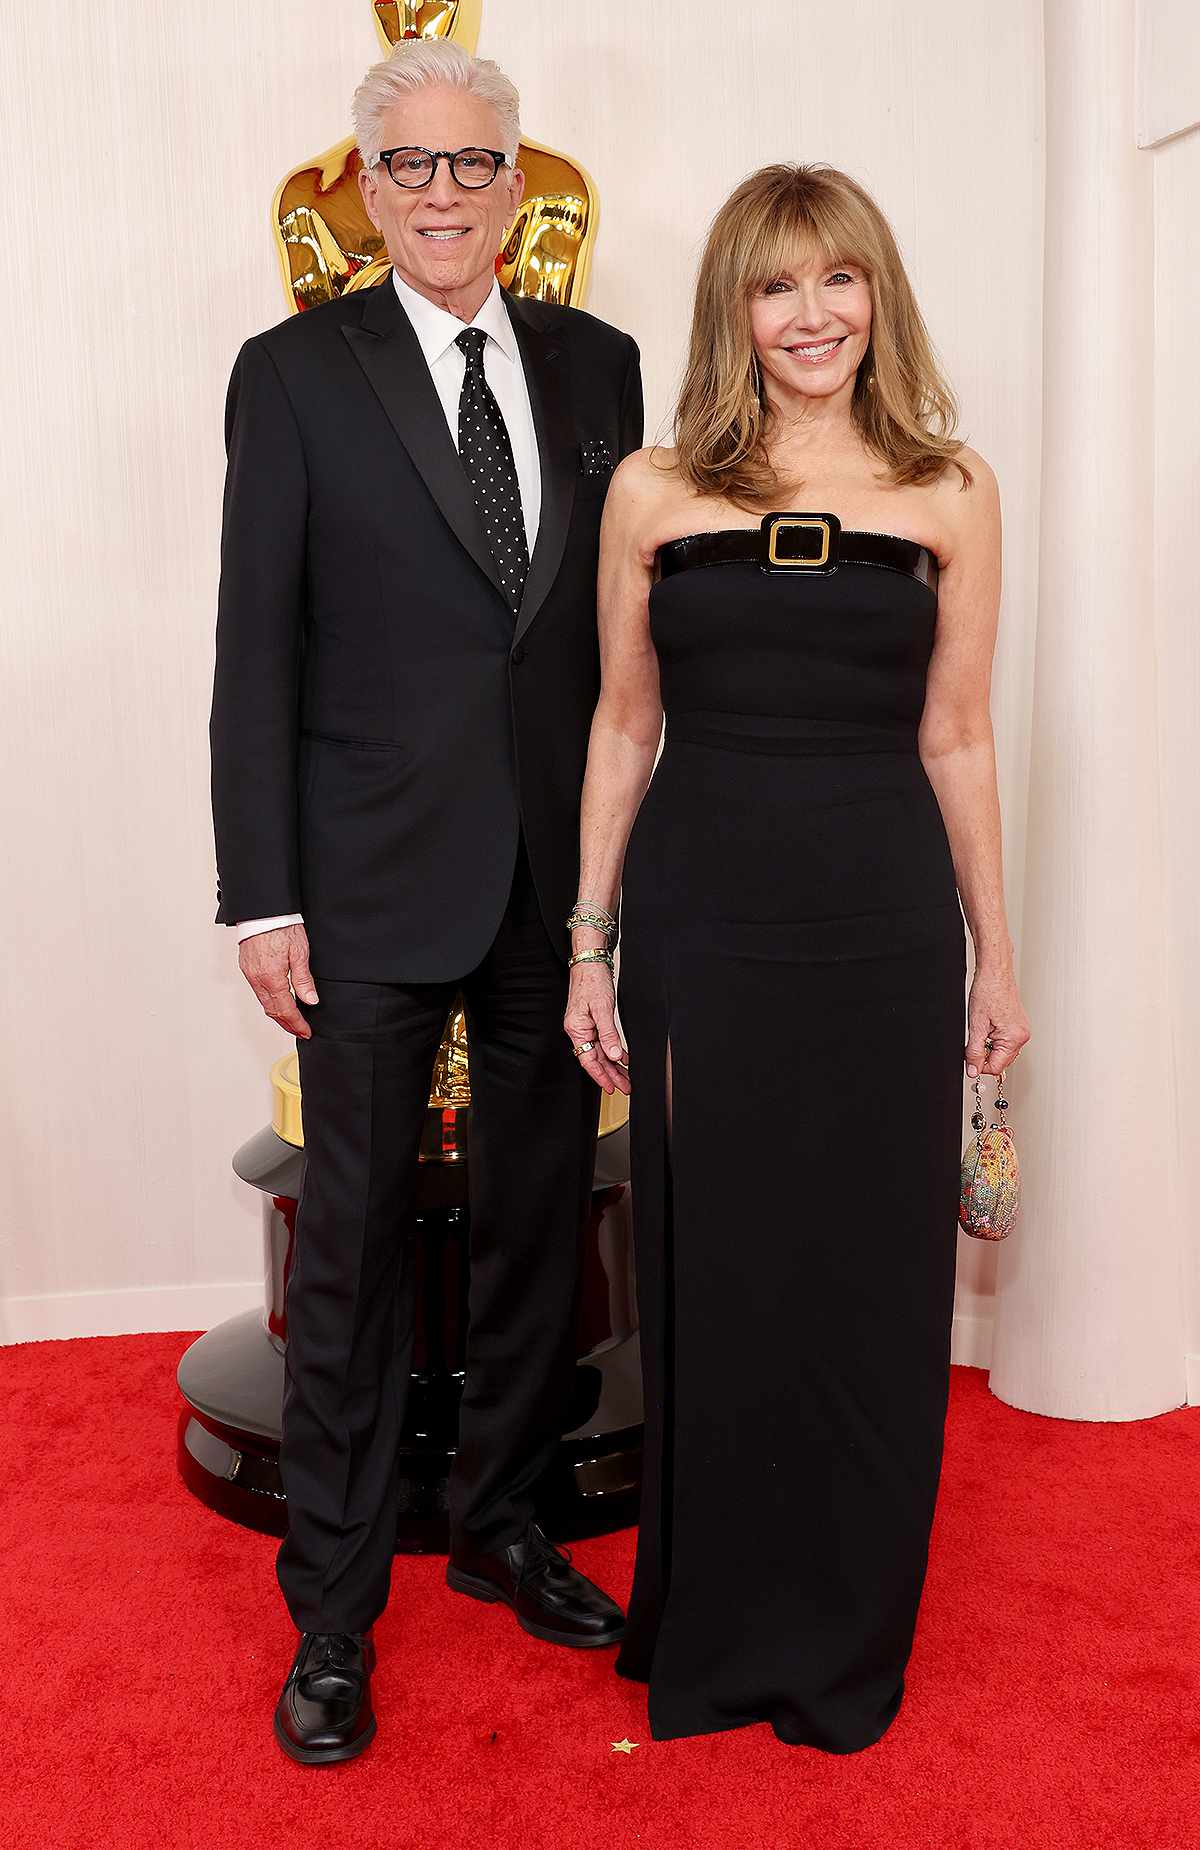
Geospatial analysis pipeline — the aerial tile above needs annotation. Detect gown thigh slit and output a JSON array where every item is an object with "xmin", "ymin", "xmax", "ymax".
[
  {"xmin": 614, "ymin": 532, "xmax": 967, "ymax": 1753},
  {"xmin": 612, "ymin": 953, "xmax": 677, "ymax": 1682}
]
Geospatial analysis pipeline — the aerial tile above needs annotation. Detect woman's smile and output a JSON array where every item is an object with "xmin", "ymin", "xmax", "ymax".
[{"xmin": 782, "ymin": 334, "xmax": 848, "ymax": 365}]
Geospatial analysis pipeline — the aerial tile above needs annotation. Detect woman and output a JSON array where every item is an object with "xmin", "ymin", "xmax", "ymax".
[{"xmin": 564, "ymin": 163, "xmax": 1030, "ymax": 1752}]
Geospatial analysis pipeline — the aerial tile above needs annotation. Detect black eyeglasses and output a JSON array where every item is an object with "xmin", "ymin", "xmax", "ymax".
[{"xmin": 374, "ymin": 146, "xmax": 509, "ymax": 190}]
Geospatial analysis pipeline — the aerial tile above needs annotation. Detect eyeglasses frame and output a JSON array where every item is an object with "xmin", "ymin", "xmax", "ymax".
[{"xmin": 373, "ymin": 146, "xmax": 511, "ymax": 190}]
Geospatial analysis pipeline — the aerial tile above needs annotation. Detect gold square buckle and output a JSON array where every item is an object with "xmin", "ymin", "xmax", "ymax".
[{"xmin": 762, "ymin": 512, "xmax": 840, "ymax": 571}]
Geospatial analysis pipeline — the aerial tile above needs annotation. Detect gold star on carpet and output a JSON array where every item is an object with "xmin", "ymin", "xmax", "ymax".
[{"xmin": 611, "ymin": 1738, "xmax": 639, "ymax": 1754}]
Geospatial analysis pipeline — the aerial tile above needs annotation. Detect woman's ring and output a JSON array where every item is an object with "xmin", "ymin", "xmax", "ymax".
[{"xmin": 574, "ymin": 1040, "xmax": 597, "ymax": 1058}]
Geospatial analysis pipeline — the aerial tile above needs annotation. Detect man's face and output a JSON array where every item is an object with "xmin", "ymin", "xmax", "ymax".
[{"xmin": 358, "ymin": 85, "xmax": 525, "ymax": 315}]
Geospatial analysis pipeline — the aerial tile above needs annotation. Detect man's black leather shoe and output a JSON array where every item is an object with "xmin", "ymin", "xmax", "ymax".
[
  {"xmin": 273, "ymin": 1631, "xmax": 377, "ymax": 1765},
  {"xmin": 446, "ymin": 1520, "xmax": 625, "ymax": 1647}
]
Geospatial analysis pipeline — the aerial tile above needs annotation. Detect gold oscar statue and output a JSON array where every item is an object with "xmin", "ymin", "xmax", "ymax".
[
  {"xmin": 267, "ymin": 1, "xmax": 622, "ymax": 1152},
  {"xmin": 272, "ymin": 0, "xmax": 597, "ymax": 314}
]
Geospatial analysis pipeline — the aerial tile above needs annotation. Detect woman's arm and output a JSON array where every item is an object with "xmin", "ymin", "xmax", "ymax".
[
  {"xmin": 919, "ymin": 449, "xmax": 1031, "ymax": 1078},
  {"xmin": 564, "ymin": 452, "xmax": 665, "ymax": 1094}
]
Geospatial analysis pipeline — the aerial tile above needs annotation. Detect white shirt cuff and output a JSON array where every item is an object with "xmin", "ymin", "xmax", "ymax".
[{"xmin": 236, "ymin": 914, "xmax": 304, "ymax": 942}]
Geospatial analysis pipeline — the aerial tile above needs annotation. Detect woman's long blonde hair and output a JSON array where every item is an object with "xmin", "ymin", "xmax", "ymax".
[{"xmin": 674, "ymin": 163, "xmax": 970, "ymax": 507}]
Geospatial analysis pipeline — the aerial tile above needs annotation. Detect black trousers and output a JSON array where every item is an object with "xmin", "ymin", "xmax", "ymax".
[{"xmin": 277, "ymin": 833, "xmax": 601, "ymax": 1634}]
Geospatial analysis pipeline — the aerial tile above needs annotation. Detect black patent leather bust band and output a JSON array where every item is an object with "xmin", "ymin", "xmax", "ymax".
[{"xmin": 657, "ymin": 522, "xmax": 939, "ymax": 593}]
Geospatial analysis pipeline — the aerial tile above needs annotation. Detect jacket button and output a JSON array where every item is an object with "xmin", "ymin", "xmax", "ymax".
[{"xmin": 511, "ymin": 643, "xmax": 526, "ymax": 666}]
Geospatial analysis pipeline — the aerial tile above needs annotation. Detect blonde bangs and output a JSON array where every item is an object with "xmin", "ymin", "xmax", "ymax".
[{"xmin": 740, "ymin": 187, "xmax": 871, "ymax": 299}]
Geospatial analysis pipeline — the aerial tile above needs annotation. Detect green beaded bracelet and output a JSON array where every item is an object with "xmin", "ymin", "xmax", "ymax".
[{"xmin": 566, "ymin": 911, "xmax": 617, "ymax": 937}]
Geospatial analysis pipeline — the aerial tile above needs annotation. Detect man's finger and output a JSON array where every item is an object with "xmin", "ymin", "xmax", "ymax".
[
  {"xmin": 288, "ymin": 947, "xmax": 318, "ymax": 1006},
  {"xmin": 253, "ymin": 981, "xmax": 311, "ymax": 1039}
]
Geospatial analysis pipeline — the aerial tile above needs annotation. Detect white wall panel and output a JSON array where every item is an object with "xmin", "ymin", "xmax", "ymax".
[
  {"xmin": 1136, "ymin": 0, "xmax": 1200, "ymax": 145},
  {"xmin": 989, "ymin": 0, "xmax": 1184, "ymax": 1420},
  {"xmin": 1152, "ymin": 125, "xmax": 1200, "ymax": 1394}
]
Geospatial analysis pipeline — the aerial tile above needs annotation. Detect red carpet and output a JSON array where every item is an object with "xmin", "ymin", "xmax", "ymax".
[{"xmin": 3, "ymin": 1334, "xmax": 1197, "ymax": 1849}]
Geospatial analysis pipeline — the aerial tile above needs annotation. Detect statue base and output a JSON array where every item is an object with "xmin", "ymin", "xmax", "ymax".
[{"xmin": 176, "ymin": 1090, "xmax": 642, "ymax": 1552}]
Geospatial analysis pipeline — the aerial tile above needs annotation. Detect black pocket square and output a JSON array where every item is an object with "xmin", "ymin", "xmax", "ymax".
[{"xmin": 579, "ymin": 438, "xmax": 614, "ymax": 478}]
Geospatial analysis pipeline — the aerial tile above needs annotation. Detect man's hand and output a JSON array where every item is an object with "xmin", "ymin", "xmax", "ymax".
[{"xmin": 238, "ymin": 923, "xmax": 319, "ymax": 1039}]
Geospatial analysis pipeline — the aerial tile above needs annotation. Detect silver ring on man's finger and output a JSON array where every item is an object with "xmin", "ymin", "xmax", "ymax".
[{"xmin": 574, "ymin": 1040, "xmax": 597, "ymax": 1058}]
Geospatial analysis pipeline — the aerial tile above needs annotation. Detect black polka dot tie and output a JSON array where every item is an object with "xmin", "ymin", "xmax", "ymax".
[{"xmin": 456, "ymin": 327, "xmax": 529, "ymax": 612}]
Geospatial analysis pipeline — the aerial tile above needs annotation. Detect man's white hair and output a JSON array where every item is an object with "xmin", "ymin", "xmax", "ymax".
[{"xmin": 352, "ymin": 39, "xmax": 521, "ymax": 169}]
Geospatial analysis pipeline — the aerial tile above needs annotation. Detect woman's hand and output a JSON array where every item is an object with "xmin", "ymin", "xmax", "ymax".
[
  {"xmin": 564, "ymin": 963, "xmax": 630, "ymax": 1096},
  {"xmin": 964, "ymin": 961, "xmax": 1030, "ymax": 1078}
]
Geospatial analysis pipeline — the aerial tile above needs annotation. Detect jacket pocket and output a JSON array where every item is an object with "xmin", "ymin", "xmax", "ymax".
[{"xmin": 301, "ymin": 729, "xmax": 407, "ymax": 752}]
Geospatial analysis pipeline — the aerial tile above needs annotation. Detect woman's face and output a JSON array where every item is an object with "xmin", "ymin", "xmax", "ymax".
[{"xmin": 748, "ymin": 252, "xmax": 873, "ymax": 407}]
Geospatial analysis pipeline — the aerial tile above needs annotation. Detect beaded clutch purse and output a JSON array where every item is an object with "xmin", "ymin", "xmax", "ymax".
[{"xmin": 958, "ymin": 1062, "xmax": 1021, "ymax": 1241}]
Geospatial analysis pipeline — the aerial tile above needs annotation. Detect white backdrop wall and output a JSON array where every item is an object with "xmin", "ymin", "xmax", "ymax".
[
  {"xmin": 986, "ymin": 0, "xmax": 1191, "ymax": 1421},
  {"xmin": 1147, "ymin": 22, "xmax": 1200, "ymax": 1404},
  {"xmin": 0, "ymin": 0, "xmax": 1063, "ymax": 1361}
]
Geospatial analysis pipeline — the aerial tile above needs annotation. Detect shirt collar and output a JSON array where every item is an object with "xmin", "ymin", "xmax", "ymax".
[{"xmin": 391, "ymin": 269, "xmax": 517, "ymax": 366}]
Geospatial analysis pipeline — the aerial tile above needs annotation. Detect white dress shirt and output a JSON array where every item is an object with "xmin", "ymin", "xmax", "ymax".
[
  {"xmin": 236, "ymin": 270, "xmax": 541, "ymax": 945},
  {"xmin": 390, "ymin": 269, "xmax": 541, "ymax": 555}
]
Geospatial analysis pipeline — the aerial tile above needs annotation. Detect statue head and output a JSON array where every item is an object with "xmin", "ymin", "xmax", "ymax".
[
  {"xmin": 377, "ymin": 1, "xmax": 460, "ymax": 44},
  {"xmin": 373, "ymin": 1, "xmax": 479, "ymax": 51}
]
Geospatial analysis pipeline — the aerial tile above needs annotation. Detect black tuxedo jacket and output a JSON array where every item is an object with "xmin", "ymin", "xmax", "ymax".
[{"xmin": 209, "ymin": 275, "xmax": 642, "ymax": 981}]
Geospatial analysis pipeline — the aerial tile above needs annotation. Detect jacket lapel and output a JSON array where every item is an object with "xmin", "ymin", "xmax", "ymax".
[
  {"xmin": 341, "ymin": 277, "xmax": 505, "ymax": 601},
  {"xmin": 505, "ymin": 292, "xmax": 578, "ymax": 647}
]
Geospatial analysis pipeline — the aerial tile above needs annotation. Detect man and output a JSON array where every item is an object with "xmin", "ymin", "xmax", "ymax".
[{"xmin": 209, "ymin": 38, "xmax": 642, "ymax": 1766}]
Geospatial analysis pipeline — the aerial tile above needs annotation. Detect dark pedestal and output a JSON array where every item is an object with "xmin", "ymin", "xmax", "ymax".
[{"xmin": 177, "ymin": 1110, "xmax": 642, "ymax": 1552}]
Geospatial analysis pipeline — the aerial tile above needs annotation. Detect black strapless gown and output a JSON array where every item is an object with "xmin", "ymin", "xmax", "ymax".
[{"xmin": 613, "ymin": 522, "xmax": 966, "ymax": 1753}]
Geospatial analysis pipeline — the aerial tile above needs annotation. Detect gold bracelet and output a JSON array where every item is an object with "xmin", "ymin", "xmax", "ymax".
[
  {"xmin": 565, "ymin": 895, "xmax": 613, "ymax": 925},
  {"xmin": 566, "ymin": 914, "xmax": 617, "ymax": 940},
  {"xmin": 568, "ymin": 948, "xmax": 614, "ymax": 969}
]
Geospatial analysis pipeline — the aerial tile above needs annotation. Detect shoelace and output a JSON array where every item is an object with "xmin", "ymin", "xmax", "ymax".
[
  {"xmin": 516, "ymin": 1525, "xmax": 573, "ymax": 1594},
  {"xmin": 301, "ymin": 1633, "xmax": 361, "ymax": 1685}
]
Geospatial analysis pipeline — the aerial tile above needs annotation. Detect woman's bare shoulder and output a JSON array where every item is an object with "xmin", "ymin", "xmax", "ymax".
[
  {"xmin": 939, "ymin": 444, "xmax": 998, "ymax": 504},
  {"xmin": 953, "ymin": 443, "xmax": 996, "ymax": 488},
  {"xmin": 605, "ymin": 447, "xmax": 685, "ymax": 554},
  {"xmin": 929, "ymin": 443, "xmax": 999, "ymax": 541},
  {"xmin": 610, "ymin": 444, "xmax": 680, "ymax": 498}
]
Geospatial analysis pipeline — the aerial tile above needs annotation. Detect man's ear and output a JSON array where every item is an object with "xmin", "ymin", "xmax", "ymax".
[
  {"xmin": 507, "ymin": 163, "xmax": 527, "ymax": 215},
  {"xmin": 357, "ymin": 161, "xmax": 381, "ymax": 232}
]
